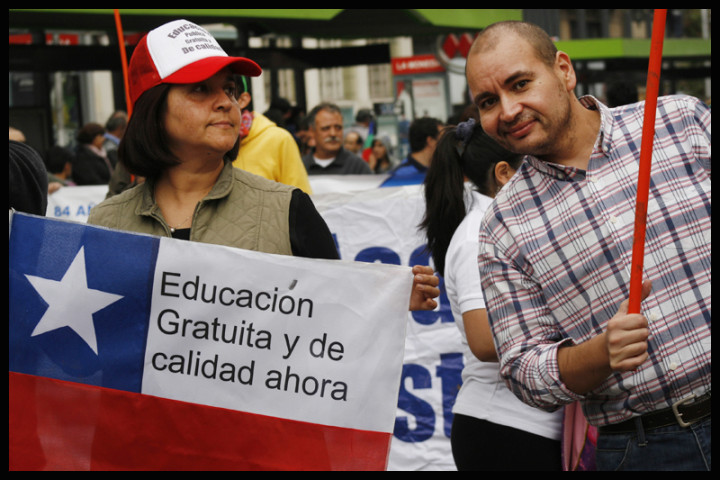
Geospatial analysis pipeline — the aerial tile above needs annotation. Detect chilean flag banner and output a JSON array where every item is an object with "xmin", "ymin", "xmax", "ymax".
[{"xmin": 9, "ymin": 212, "xmax": 412, "ymax": 470}]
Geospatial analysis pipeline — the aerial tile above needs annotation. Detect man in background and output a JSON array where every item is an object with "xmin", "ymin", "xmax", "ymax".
[{"xmin": 302, "ymin": 103, "xmax": 372, "ymax": 176}]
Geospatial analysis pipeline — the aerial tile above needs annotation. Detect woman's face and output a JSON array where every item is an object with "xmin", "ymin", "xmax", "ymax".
[
  {"xmin": 163, "ymin": 69, "xmax": 244, "ymax": 162},
  {"xmin": 372, "ymin": 141, "xmax": 386, "ymax": 157},
  {"xmin": 91, "ymin": 134, "xmax": 106, "ymax": 149}
]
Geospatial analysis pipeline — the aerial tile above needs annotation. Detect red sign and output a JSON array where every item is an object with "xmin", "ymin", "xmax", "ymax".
[
  {"xmin": 391, "ymin": 54, "xmax": 445, "ymax": 76},
  {"xmin": 442, "ymin": 33, "xmax": 478, "ymax": 59},
  {"xmin": 9, "ymin": 33, "xmax": 79, "ymax": 45}
]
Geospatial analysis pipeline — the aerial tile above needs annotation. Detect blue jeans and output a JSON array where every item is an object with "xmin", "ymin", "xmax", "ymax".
[{"xmin": 596, "ymin": 416, "xmax": 711, "ymax": 470}]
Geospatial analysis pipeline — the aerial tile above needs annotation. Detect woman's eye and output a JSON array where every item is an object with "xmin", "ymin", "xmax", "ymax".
[{"xmin": 191, "ymin": 83, "xmax": 208, "ymax": 94}]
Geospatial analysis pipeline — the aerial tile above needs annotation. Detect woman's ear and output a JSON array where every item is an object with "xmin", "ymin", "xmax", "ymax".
[
  {"xmin": 236, "ymin": 91, "xmax": 252, "ymax": 110},
  {"xmin": 494, "ymin": 161, "xmax": 515, "ymax": 188}
]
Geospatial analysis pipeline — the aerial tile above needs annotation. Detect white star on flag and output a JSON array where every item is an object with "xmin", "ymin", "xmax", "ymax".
[{"xmin": 24, "ymin": 246, "xmax": 124, "ymax": 355}]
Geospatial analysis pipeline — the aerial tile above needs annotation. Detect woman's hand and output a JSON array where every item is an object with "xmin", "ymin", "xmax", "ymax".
[{"xmin": 409, "ymin": 265, "xmax": 440, "ymax": 311}]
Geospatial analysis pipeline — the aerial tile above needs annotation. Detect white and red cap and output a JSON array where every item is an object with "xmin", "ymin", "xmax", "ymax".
[{"xmin": 128, "ymin": 19, "xmax": 262, "ymax": 108}]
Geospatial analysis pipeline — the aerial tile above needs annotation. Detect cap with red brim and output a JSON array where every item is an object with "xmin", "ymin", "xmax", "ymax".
[{"xmin": 128, "ymin": 19, "xmax": 261, "ymax": 108}]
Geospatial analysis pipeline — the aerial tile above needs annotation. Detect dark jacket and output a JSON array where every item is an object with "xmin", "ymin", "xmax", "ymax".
[{"xmin": 302, "ymin": 147, "xmax": 372, "ymax": 175}]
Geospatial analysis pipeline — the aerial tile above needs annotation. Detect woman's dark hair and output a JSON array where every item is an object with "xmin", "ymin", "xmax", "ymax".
[
  {"xmin": 420, "ymin": 119, "xmax": 523, "ymax": 276},
  {"xmin": 119, "ymin": 84, "xmax": 241, "ymax": 180},
  {"xmin": 76, "ymin": 122, "xmax": 105, "ymax": 145}
]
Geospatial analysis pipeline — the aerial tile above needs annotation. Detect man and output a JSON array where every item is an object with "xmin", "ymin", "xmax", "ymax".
[
  {"xmin": 467, "ymin": 21, "xmax": 710, "ymax": 470},
  {"xmin": 302, "ymin": 103, "xmax": 372, "ymax": 175},
  {"xmin": 103, "ymin": 111, "xmax": 134, "ymax": 198},
  {"xmin": 381, "ymin": 117, "xmax": 443, "ymax": 187},
  {"xmin": 44, "ymin": 145, "xmax": 76, "ymax": 194},
  {"xmin": 103, "ymin": 111, "xmax": 127, "ymax": 159},
  {"xmin": 343, "ymin": 130, "xmax": 364, "ymax": 156}
]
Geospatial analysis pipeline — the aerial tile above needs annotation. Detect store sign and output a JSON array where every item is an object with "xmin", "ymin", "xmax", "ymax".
[
  {"xmin": 391, "ymin": 54, "xmax": 445, "ymax": 76},
  {"xmin": 441, "ymin": 33, "xmax": 478, "ymax": 59}
]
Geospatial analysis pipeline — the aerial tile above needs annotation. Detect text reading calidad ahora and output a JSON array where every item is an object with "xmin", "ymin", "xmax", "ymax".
[{"xmin": 160, "ymin": 271, "xmax": 314, "ymax": 318}]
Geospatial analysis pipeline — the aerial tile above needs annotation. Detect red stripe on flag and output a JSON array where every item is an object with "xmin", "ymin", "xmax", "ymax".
[{"xmin": 10, "ymin": 372, "xmax": 391, "ymax": 471}]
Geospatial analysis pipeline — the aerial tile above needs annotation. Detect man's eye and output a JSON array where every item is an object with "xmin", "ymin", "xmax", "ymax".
[{"xmin": 480, "ymin": 98, "xmax": 497, "ymax": 110}]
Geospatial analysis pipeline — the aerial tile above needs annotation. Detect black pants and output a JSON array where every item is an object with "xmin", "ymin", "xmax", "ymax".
[{"xmin": 451, "ymin": 413, "xmax": 562, "ymax": 471}]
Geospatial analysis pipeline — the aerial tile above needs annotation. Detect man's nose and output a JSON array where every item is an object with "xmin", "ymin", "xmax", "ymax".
[{"xmin": 499, "ymin": 96, "xmax": 522, "ymax": 123}]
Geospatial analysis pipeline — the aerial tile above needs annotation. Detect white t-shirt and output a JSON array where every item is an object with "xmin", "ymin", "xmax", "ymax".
[
  {"xmin": 313, "ymin": 156, "xmax": 335, "ymax": 168},
  {"xmin": 444, "ymin": 189, "xmax": 563, "ymax": 440}
]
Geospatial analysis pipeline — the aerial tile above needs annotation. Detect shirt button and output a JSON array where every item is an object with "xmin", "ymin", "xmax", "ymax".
[
  {"xmin": 649, "ymin": 312, "xmax": 659, "ymax": 322},
  {"xmin": 669, "ymin": 362, "xmax": 679, "ymax": 371}
]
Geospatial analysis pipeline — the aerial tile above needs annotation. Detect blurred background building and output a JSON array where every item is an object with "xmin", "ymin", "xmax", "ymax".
[{"xmin": 10, "ymin": 9, "xmax": 711, "ymax": 159}]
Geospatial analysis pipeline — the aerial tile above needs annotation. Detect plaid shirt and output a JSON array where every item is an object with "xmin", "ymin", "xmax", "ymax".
[{"xmin": 479, "ymin": 95, "xmax": 711, "ymax": 426}]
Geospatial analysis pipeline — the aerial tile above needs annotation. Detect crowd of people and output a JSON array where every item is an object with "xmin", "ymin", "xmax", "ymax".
[
  {"xmin": 10, "ymin": 90, "xmax": 435, "ymax": 200},
  {"xmin": 9, "ymin": 18, "xmax": 710, "ymax": 472}
]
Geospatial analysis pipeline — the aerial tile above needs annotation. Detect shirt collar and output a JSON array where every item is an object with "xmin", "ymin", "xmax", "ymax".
[
  {"xmin": 404, "ymin": 154, "xmax": 428, "ymax": 172},
  {"xmin": 580, "ymin": 95, "xmax": 614, "ymax": 157}
]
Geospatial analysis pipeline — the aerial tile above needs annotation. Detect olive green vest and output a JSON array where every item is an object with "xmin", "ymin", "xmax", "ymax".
[{"xmin": 87, "ymin": 161, "xmax": 294, "ymax": 255}]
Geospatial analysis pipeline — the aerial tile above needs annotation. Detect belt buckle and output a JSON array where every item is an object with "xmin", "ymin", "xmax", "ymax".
[{"xmin": 672, "ymin": 393, "xmax": 697, "ymax": 427}]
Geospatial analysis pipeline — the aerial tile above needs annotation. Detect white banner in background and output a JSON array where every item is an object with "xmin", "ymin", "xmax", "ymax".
[
  {"xmin": 313, "ymin": 182, "xmax": 461, "ymax": 471},
  {"xmin": 46, "ymin": 185, "xmax": 108, "ymax": 223}
]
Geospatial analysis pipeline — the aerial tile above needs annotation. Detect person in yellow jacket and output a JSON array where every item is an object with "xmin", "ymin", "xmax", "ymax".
[{"xmin": 232, "ymin": 90, "xmax": 312, "ymax": 194}]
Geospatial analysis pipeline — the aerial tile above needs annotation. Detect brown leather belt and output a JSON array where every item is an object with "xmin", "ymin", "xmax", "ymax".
[{"xmin": 599, "ymin": 392, "xmax": 711, "ymax": 434}]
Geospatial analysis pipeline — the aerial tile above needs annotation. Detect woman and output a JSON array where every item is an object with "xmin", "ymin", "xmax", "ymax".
[
  {"xmin": 73, "ymin": 122, "xmax": 114, "ymax": 186},
  {"xmin": 421, "ymin": 118, "xmax": 563, "ymax": 470},
  {"xmin": 88, "ymin": 19, "xmax": 334, "ymax": 259},
  {"xmin": 368, "ymin": 138, "xmax": 394, "ymax": 174},
  {"xmin": 88, "ymin": 19, "xmax": 438, "ymax": 309}
]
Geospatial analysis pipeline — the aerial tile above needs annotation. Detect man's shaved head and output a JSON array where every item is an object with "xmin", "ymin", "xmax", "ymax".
[{"xmin": 469, "ymin": 21, "xmax": 558, "ymax": 68}]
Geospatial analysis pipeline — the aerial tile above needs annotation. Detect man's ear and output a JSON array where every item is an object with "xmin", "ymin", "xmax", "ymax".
[{"xmin": 555, "ymin": 51, "xmax": 577, "ymax": 92}]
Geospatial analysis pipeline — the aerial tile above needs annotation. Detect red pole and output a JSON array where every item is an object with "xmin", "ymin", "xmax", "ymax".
[
  {"xmin": 113, "ymin": 9, "xmax": 132, "ymax": 118},
  {"xmin": 628, "ymin": 9, "xmax": 667, "ymax": 314}
]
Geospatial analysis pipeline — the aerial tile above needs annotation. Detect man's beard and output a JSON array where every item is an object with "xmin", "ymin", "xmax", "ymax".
[{"xmin": 497, "ymin": 97, "xmax": 574, "ymax": 160}]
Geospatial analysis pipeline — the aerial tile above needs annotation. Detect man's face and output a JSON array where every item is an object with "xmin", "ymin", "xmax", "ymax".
[
  {"xmin": 466, "ymin": 33, "xmax": 574, "ymax": 158},
  {"xmin": 312, "ymin": 109, "xmax": 344, "ymax": 159},
  {"xmin": 343, "ymin": 132, "xmax": 362, "ymax": 154}
]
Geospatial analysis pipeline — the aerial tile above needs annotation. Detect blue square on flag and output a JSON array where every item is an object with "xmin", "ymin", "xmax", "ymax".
[{"xmin": 9, "ymin": 213, "xmax": 159, "ymax": 393}]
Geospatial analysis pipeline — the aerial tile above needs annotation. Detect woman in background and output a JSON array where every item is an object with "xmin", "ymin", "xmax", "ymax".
[
  {"xmin": 421, "ymin": 118, "xmax": 563, "ymax": 470},
  {"xmin": 368, "ymin": 138, "xmax": 394, "ymax": 174},
  {"xmin": 73, "ymin": 122, "xmax": 113, "ymax": 186}
]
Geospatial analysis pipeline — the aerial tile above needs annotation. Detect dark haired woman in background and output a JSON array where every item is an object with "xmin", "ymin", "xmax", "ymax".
[
  {"xmin": 421, "ymin": 118, "xmax": 563, "ymax": 470},
  {"xmin": 73, "ymin": 122, "xmax": 113, "ymax": 186}
]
